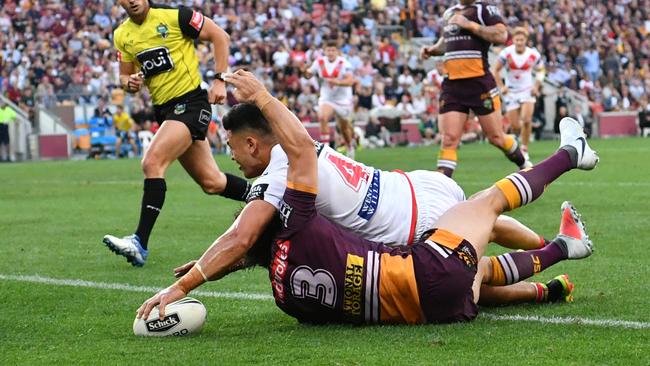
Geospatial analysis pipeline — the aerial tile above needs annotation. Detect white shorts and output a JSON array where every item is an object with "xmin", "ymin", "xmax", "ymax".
[
  {"xmin": 504, "ymin": 89, "xmax": 536, "ymax": 112},
  {"xmin": 319, "ymin": 100, "xmax": 353, "ymax": 120},
  {"xmin": 407, "ymin": 170, "xmax": 466, "ymax": 243}
]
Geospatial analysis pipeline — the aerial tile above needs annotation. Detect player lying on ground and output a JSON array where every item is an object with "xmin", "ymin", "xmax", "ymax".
[{"xmin": 137, "ymin": 70, "xmax": 598, "ymax": 324}]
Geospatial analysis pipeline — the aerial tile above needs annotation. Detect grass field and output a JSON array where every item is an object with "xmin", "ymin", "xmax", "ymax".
[{"xmin": 1, "ymin": 138, "xmax": 649, "ymax": 365}]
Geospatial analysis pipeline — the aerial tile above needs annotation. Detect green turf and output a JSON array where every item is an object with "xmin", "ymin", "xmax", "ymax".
[{"xmin": 1, "ymin": 138, "xmax": 649, "ymax": 365}]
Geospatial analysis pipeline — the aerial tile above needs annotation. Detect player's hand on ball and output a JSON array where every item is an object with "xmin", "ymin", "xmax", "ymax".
[
  {"xmin": 126, "ymin": 72, "xmax": 144, "ymax": 93},
  {"xmin": 208, "ymin": 79, "xmax": 227, "ymax": 104},
  {"xmin": 224, "ymin": 69, "xmax": 267, "ymax": 103},
  {"xmin": 137, "ymin": 285, "xmax": 186, "ymax": 321},
  {"xmin": 174, "ymin": 260, "xmax": 197, "ymax": 278}
]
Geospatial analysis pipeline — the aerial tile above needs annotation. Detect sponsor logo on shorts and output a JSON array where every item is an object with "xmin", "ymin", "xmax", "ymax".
[
  {"xmin": 357, "ymin": 170, "xmax": 380, "ymax": 221},
  {"xmin": 271, "ymin": 240, "xmax": 291, "ymax": 304},
  {"xmin": 246, "ymin": 183, "xmax": 268, "ymax": 202},
  {"xmin": 456, "ymin": 244, "xmax": 477, "ymax": 268},
  {"xmin": 174, "ymin": 103, "xmax": 186, "ymax": 115},
  {"xmin": 156, "ymin": 23, "xmax": 169, "ymax": 39},
  {"xmin": 146, "ymin": 313, "xmax": 180, "ymax": 332},
  {"xmin": 279, "ymin": 200, "xmax": 293, "ymax": 228},
  {"xmin": 483, "ymin": 97, "xmax": 493, "ymax": 111},
  {"xmin": 198, "ymin": 109, "xmax": 211, "ymax": 126},
  {"xmin": 343, "ymin": 254, "xmax": 364, "ymax": 316}
]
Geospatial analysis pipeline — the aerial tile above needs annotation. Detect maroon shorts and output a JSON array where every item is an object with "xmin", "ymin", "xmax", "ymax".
[
  {"xmin": 439, "ymin": 75, "xmax": 501, "ymax": 116},
  {"xmin": 412, "ymin": 229, "xmax": 478, "ymax": 324}
]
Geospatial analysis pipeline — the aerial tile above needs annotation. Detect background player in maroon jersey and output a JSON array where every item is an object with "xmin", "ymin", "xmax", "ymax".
[
  {"xmin": 421, "ymin": 1, "xmax": 531, "ymax": 177},
  {"xmin": 137, "ymin": 70, "xmax": 598, "ymax": 325}
]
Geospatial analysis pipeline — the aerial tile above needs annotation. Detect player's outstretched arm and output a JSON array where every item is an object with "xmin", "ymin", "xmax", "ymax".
[
  {"xmin": 492, "ymin": 57, "xmax": 507, "ymax": 94},
  {"xmin": 137, "ymin": 199, "xmax": 276, "ymax": 320},
  {"xmin": 226, "ymin": 70, "xmax": 317, "ymax": 190}
]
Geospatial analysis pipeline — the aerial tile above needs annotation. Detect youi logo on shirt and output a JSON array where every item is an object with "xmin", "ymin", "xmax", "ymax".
[{"xmin": 136, "ymin": 46, "xmax": 174, "ymax": 78}]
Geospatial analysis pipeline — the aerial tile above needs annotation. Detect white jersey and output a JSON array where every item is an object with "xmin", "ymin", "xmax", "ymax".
[
  {"xmin": 248, "ymin": 143, "xmax": 415, "ymax": 244},
  {"xmin": 498, "ymin": 45, "xmax": 543, "ymax": 92},
  {"xmin": 308, "ymin": 55, "xmax": 354, "ymax": 107}
]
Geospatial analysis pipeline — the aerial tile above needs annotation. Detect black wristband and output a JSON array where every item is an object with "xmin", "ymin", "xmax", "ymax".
[{"xmin": 222, "ymin": 173, "xmax": 251, "ymax": 202}]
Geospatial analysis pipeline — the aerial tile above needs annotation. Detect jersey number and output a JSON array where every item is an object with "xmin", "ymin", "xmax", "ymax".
[
  {"xmin": 326, "ymin": 153, "xmax": 369, "ymax": 192},
  {"xmin": 290, "ymin": 265, "xmax": 337, "ymax": 308}
]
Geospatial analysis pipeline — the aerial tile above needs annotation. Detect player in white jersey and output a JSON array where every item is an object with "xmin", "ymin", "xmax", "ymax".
[
  {"xmin": 221, "ymin": 74, "xmax": 548, "ymax": 251},
  {"xmin": 303, "ymin": 39, "xmax": 357, "ymax": 158},
  {"xmin": 493, "ymin": 27, "xmax": 545, "ymax": 160}
]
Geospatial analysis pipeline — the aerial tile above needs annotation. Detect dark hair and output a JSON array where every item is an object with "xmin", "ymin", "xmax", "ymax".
[
  {"xmin": 222, "ymin": 102, "xmax": 274, "ymax": 137},
  {"xmin": 244, "ymin": 214, "xmax": 282, "ymax": 268}
]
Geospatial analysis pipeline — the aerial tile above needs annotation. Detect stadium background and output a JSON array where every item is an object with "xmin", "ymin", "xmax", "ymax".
[
  {"xmin": 1, "ymin": 0, "xmax": 649, "ymax": 159},
  {"xmin": 1, "ymin": 1, "xmax": 650, "ymax": 365}
]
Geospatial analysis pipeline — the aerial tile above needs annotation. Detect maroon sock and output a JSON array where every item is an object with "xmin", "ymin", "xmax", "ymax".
[
  {"xmin": 498, "ymin": 149, "xmax": 573, "ymax": 207},
  {"xmin": 489, "ymin": 242, "xmax": 567, "ymax": 285}
]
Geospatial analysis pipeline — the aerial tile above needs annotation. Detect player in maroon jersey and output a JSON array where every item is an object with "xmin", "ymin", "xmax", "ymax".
[
  {"xmin": 421, "ymin": 1, "xmax": 531, "ymax": 177},
  {"xmin": 137, "ymin": 70, "xmax": 598, "ymax": 325}
]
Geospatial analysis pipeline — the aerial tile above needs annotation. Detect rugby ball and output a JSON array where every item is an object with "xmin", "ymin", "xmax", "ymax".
[{"xmin": 133, "ymin": 297, "xmax": 206, "ymax": 337}]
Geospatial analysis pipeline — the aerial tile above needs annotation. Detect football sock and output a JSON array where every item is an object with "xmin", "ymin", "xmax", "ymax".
[
  {"xmin": 500, "ymin": 134, "xmax": 527, "ymax": 168},
  {"xmin": 320, "ymin": 133, "xmax": 330, "ymax": 145},
  {"xmin": 495, "ymin": 149, "xmax": 573, "ymax": 210},
  {"xmin": 486, "ymin": 243, "xmax": 567, "ymax": 286},
  {"xmin": 135, "ymin": 178, "xmax": 166, "ymax": 249},
  {"xmin": 222, "ymin": 173, "xmax": 251, "ymax": 202},
  {"xmin": 436, "ymin": 148, "xmax": 457, "ymax": 177}
]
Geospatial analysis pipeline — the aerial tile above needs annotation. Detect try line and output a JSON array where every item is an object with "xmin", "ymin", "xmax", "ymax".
[{"xmin": 3, "ymin": 273, "xmax": 648, "ymax": 330}]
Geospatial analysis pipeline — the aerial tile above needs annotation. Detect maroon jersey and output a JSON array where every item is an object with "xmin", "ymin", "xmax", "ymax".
[
  {"xmin": 269, "ymin": 188, "xmax": 425, "ymax": 324},
  {"xmin": 442, "ymin": 1, "xmax": 504, "ymax": 80}
]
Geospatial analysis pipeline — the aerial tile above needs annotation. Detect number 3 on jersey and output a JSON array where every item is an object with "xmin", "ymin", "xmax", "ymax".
[{"xmin": 326, "ymin": 153, "xmax": 369, "ymax": 192}]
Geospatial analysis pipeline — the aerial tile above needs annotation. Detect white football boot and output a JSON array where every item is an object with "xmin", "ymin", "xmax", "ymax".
[
  {"xmin": 103, "ymin": 234, "xmax": 148, "ymax": 267},
  {"xmin": 559, "ymin": 117, "xmax": 599, "ymax": 170}
]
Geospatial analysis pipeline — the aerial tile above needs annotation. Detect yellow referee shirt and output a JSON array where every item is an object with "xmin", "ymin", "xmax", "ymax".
[{"xmin": 113, "ymin": 5, "xmax": 205, "ymax": 105}]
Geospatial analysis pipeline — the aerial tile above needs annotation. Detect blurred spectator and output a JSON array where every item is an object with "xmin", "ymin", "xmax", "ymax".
[{"xmin": 113, "ymin": 104, "xmax": 139, "ymax": 157}]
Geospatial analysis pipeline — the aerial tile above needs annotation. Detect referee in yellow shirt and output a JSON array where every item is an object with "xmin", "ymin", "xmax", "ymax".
[
  {"xmin": 0, "ymin": 101, "xmax": 16, "ymax": 162},
  {"xmin": 103, "ymin": 0, "xmax": 250, "ymax": 267}
]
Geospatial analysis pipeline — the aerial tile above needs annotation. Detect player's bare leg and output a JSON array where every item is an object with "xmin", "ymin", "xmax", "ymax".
[
  {"xmin": 318, "ymin": 103, "xmax": 335, "ymax": 146},
  {"xmin": 491, "ymin": 215, "xmax": 547, "ymax": 250},
  {"xmin": 519, "ymin": 101, "xmax": 535, "ymax": 159},
  {"xmin": 478, "ymin": 274, "xmax": 575, "ymax": 306},
  {"xmin": 478, "ymin": 109, "xmax": 530, "ymax": 169},
  {"xmin": 336, "ymin": 115, "xmax": 356, "ymax": 159},
  {"xmin": 506, "ymin": 108, "xmax": 521, "ymax": 135},
  {"xmin": 177, "ymin": 138, "xmax": 227, "ymax": 195},
  {"xmin": 436, "ymin": 111, "xmax": 466, "ymax": 177}
]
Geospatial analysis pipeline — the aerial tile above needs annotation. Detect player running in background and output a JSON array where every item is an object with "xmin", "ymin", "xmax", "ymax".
[
  {"xmin": 103, "ymin": 0, "xmax": 250, "ymax": 267},
  {"xmin": 303, "ymin": 38, "xmax": 357, "ymax": 158},
  {"xmin": 137, "ymin": 70, "xmax": 598, "ymax": 324},
  {"xmin": 420, "ymin": 0, "xmax": 531, "ymax": 177},
  {"xmin": 493, "ymin": 27, "xmax": 545, "ymax": 162}
]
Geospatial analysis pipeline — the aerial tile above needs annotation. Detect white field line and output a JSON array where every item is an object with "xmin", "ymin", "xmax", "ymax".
[
  {"xmin": 3, "ymin": 273, "xmax": 648, "ymax": 330},
  {"xmin": 480, "ymin": 313, "xmax": 650, "ymax": 330},
  {"xmin": 0, "ymin": 274, "xmax": 273, "ymax": 301}
]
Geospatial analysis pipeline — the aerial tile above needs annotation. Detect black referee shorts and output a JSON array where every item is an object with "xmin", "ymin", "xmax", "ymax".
[{"xmin": 154, "ymin": 87, "xmax": 212, "ymax": 141}]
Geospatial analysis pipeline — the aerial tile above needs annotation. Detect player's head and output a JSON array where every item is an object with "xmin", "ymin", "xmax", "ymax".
[
  {"xmin": 512, "ymin": 27, "xmax": 529, "ymax": 53},
  {"xmin": 324, "ymin": 39, "xmax": 339, "ymax": 62},
  {"xmin": 222, "ymin": 103, "xmax": 278, "ymax": 178},
  {"xmin": 117, "ymin": 0, "xmax": 150, "ymax": 19}
]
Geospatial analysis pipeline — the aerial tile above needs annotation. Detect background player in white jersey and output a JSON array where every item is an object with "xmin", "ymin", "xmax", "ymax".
[
  {"xmin": 493, "ymin": 27, "xmax": 545, "ymax": 160},
  {"xmin": 303, "ymin": 39, "xmax": 357, "ymax": 158}
]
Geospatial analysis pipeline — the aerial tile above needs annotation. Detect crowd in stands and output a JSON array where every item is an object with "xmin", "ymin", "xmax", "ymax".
[{"xmin": 0, "ymin": 0, "xmax": 648, "ymax": 150}]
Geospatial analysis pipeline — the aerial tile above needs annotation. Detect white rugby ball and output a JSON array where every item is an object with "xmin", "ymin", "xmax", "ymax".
[{"xmin": 133, "ymin": 297, "xmax": 207, "ymax": 337}]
